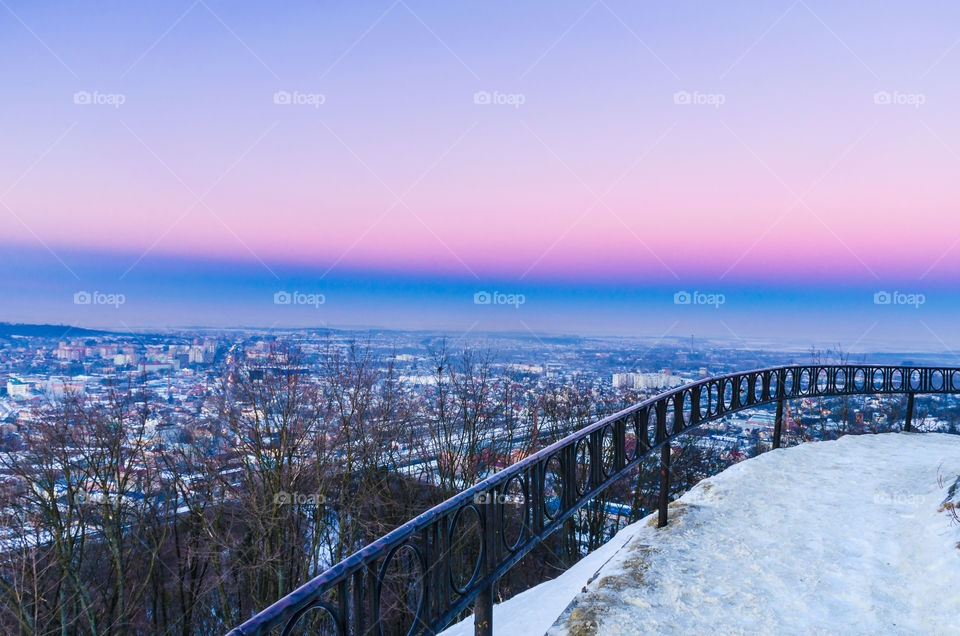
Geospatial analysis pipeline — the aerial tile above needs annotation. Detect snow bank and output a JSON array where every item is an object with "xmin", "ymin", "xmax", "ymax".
[{"xmin": 441, "ymin": 433, "xmax": 960, "ymax": 636}]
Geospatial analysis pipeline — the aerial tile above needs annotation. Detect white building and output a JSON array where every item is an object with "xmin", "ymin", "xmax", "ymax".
[
  {"xmin": 44, "ymin": 377, "xmax": 87, "ymax": 397},
  {"xmin": 6, "ymin": 377, "xmax": 31, "ymax": 399},
  {"xmin": 189, "ymin": 345, "xmax": 205, "ymax": 364}
]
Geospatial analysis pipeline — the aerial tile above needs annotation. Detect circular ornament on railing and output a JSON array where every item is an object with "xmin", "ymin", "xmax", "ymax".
[
  {"xmin": 501, "ymin": 474, "xmax": 528, "ymax": 552},
  {"xmin": 376, "ymin": 543, "xmax": 426, "ymax": 636},
  {"xmin": 695, "ymin": 384, "xmax": 709, "ymax": 421},
  {"xmin": 574, "ymin": 438, "xmax": 591, "ymax": 496},
  {"xmin": 543, "ymin": 455, "xmax": 564, "ymax": 520},
  {"xmin": 706, "ymin": 382, "xmax": 719, "ymax": 417},
  {"xmin": 449, "ymin": 504, "xmax": 483, "ymax": 595},
  {"xmin": 931, "ymin": 369, "xmax": 944, "ymax": 391},
  {"xmin": 632, "ymin": 408, "xmax": 650, "ymax": 457},
  {"xmin": 816, "ymin": 367, "xmax": 828, "ymax": 394},
  {"xmin": 853, "ymin": 367, "xmax": 866, "ymax": 392},
  {"xmin": 280, "ymin": 601, "xmax": 340, "ymax": 636},
  {"xmin": 600, "ymin": 424, "xmax": 616, "ymax": 477},
  {"xmin": 645, "ymin": 406, "xmax": 658, "ymax": 448},
  {"xmin": 910, "ymin": 369, "xmax": 922, "ymax": 391},
  {"xmin": 784, "ymin": 368, "xmax": 797, "ymax": 396},
  {"xmin": 891, "ymin": 368, "xmax": 904, "ymax": 391},
  {"xmin": 735, "ymin": 375, "xmax": 748, "ymax": 407}
]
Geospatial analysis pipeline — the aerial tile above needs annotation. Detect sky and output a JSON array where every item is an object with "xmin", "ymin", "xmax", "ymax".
[{"xmin": 2, "ymin": 0, "xmax": 960, "ymax": 350}]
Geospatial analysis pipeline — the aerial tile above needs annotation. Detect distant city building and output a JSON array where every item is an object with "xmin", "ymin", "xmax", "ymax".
[
  {"xmin": 544, "ymin": 363, "xmax": 563, "ymax": 378},
  {"xmin": 507, "ymin": 364, "xmax": 543, "ymax": 374},
  {"xmin": 138, "ymin": 361, "xmax": 180, "ymax": 373},
  {"xmin": 55, "ymin": 344, "xmax": 85, "ymax": 361},
  {"xmin": 44, "ymin": 377, "xmax": 87, "ymax": 397},
  {"xmin": 746, "ymin": 412, "xmax": 776, "ymax": 428},
  {"xmin": 400, "ymin": 375, "xmax": 437, "ymax": 386},
  {"xmin": 6, "ymin": 377, "xmax": 31, "ymax": 399},
  {"xmin": 92, "ymin": 344, "xmax": 117, "ymax": 358},
  {"xmin": 612, "ymin": 373, "xmax": 633, "ymax": 388},
  {"xmin": 189, "ymin": 346, "xmax": 205, "ymax": 364},
  {"xmin": 114, "ymin": 352, "xmax": 139, "ymax": 366}
]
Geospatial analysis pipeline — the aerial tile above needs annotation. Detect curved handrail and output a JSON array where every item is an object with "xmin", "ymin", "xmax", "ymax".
[{"xmin": 227, "ymin": 364, "xmax": 960, "ymax": 635}]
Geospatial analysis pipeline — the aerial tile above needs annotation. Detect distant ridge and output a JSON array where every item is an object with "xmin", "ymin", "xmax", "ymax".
[{"xmin": 0, "ymin": 323, "xmax": 116, "ymax": 339}]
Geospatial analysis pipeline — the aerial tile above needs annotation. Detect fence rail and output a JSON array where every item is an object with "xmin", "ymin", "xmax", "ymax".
[{"xmin": 227, "ymin": 364, "xmax": 959, "ymax": 636}]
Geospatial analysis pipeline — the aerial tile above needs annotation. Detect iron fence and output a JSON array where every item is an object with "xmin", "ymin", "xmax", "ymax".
[{"xmin": 227, "ymin": 364, "xmax": 958, "ymax": 635}]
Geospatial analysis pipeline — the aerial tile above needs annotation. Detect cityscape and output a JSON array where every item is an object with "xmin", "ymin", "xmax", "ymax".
[{"xmin": 3, "ymin": 325, "xmax": 958, "ymax": 522}]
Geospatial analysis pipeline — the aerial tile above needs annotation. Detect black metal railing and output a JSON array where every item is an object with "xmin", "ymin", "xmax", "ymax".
[{"xmin": 227, "ymin": 364, "xmax": 959, "ymax": 636}]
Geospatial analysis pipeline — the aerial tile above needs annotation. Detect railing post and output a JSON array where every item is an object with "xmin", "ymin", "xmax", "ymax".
[
  {"xmin": 657, "ymin": 443, "xmax": 670, "ymax": 528},
  {"xmin": 473, "ymin": 585, "xmax": 492, "ymax": 636},
  {"xmin": 904, "ymin": 392, "xmax": 914, "ymax": 432},
  {"xmin": 773, "ymin": 398, "xmax": 784, "ymax": 449},
  {"xmin": 351, "ymin": 569, "xmax": 365, "ymax": 635},
  {"xmin": 474, "ymin": 489, "xmax": 496, "ymax": 636}
]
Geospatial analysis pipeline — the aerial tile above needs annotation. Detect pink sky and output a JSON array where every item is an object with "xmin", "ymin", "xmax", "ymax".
[{"xmin": 3, "ymin": 0, "xmax": 960, "ymax": 287}]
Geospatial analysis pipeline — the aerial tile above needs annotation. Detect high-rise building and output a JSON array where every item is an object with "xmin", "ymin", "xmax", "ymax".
[{"xmin": 189, "ymin": 345, "xmax": 205, "ymax": 364}]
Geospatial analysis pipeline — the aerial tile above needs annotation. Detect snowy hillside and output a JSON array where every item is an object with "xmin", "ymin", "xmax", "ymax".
[{"xmin": 441, "ymin": 433, "xmax": 960, "ymax": 636}]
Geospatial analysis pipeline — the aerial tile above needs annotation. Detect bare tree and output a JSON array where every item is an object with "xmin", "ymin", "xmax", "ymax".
[{"xmin": 0, "ymin": 378, "xmax": 170, "ymax": 635}]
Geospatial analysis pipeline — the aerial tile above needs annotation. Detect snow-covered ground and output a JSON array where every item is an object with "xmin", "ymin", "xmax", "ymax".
[{"xmin": 441, "ymin": 433, "xmax": 960, "ymax": 636}]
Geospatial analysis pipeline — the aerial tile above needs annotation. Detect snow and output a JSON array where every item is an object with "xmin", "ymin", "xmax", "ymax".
[
  {"xmin": 440, "ymin": 433, "xmax": 960, "ymax": 636},
  {"xmin": 439, "ymin": 520, "xmax": 636, "ymax": 636}
]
